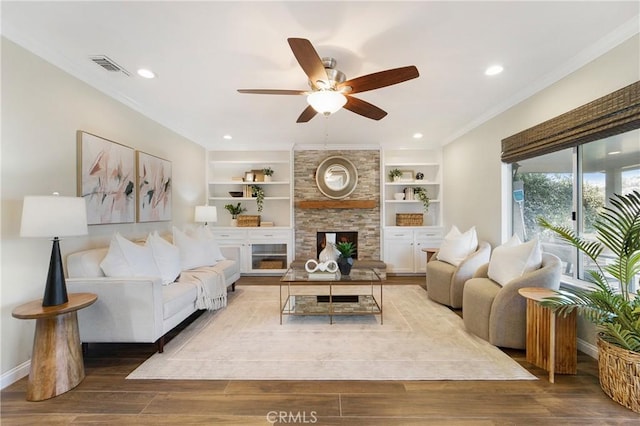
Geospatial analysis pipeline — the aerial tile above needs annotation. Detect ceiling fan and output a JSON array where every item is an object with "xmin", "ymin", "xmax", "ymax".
[{"xmin": 238, "ymin": 38, "xmax": 419, "ymax": 123}]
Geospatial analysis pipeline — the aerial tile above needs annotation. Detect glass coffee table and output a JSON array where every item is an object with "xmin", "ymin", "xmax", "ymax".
[{"xmin": 279, "ymin": 268, "xmax": 383, "ymax": 324}]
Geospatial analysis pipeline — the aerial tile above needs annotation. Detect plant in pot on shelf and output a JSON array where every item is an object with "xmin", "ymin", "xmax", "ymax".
[
  {"xmin": 224, "ymin": 202, "xmax": 246, "ymax": 226},
  {"xmin": 414, "ymin": 187, "xmax": 430, "ymax": 212},
  {"xmin": 389, "ymin": 168, "xmax": 402, "ymax": 182},
  {"xmin": 250, "ymin": 185, "xmax": 264, "ymax": 213},
  {"xmin": 336, "ymin": 242, "xmax": 356, "ymax": 275},
  {"xmin": 262, "ymin": 167, "xmax": 274, "ymax": 182},
  {"xmin": 537, "ymin": 190, "xmax": 640, "ymax": 413}
]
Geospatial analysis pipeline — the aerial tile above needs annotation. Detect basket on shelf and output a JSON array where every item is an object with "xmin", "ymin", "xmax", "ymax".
[
  {"xmin": 237, "ymin": 215, "xmax": 260, "ymax": 227},
  {"xmin": 259, "ymin": 259, "xmax": 284, "ymax": 269},
  {"xmin": 396, "ymin": 213, "xmax": 423, "ymax": 226}
]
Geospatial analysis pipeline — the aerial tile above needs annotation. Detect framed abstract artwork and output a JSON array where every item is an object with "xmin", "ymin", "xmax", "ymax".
[
  {"xmin": 137, "ymin": 151, "xmax": 172, "ymax": 222},
  {"xmin": 77, "ymin": 131, "xmax": 136, "ymax": 225}
]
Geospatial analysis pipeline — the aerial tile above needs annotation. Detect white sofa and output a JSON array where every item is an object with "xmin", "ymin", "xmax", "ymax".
[{"xmin": 66, "ymin": 245, "xmax": 239, "ymax": 353}]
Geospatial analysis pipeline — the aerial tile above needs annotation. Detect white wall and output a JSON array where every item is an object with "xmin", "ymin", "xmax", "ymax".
[
  {"xmin": 443, "ymin": 34, "xmax": 640, "ymax": 247},
  {"xmin": 442, "ymin": 34, "xmax": 639, "ymax": 349},
  {"xmin": 1, "ymin": 38, "xmax": 206, "ymax": 383}
]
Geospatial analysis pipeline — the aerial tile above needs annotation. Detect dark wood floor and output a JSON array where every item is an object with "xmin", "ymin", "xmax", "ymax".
[{"xmin": 2, "ymin": 276, "xmax": 638, "ymax": 425}]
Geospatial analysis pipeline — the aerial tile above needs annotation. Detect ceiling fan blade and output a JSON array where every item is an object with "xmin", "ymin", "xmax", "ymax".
[
  {"xmin": 343, "ymin": 96, "xmax": 388, "ymax": 120},
  {"xmin": 237, "ymin": 89, "xmax": 306, "ymax": 95},
  {"xmin": 287, "ymin": 38, "xmax": 328, "ymax": 89},
  {"xmin": 338, "ymin": 66, "xmax": 419, "ymax": 94},
  {"xmin": 296, "ymin": 105, "xmax": 318, "ymax": 123}
]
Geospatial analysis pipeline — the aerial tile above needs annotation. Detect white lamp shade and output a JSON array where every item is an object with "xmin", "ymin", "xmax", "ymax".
[
  {"xmin": 20, "ymin": 196, "xmax": 88, "ymax": 237},
  {"xmin": 307, "ymin": 90, "xmax": 347, "ymax": 115},
  {"xmin": 195, "ymin": 205, "xmax": 218, "ymax": 223}
]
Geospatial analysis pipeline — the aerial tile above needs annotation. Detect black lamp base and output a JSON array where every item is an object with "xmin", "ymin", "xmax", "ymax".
[{"xmin": 42, "ymin": 237, "xmax": 68, "ymax": 307}]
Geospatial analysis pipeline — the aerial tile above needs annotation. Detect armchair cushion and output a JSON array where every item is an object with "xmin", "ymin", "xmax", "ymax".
[
  {"xmin": 488, "ymin": 236, "xmax": 542, "ymax": 286},
  {"xmin": 436, "ymin": 226, "xmax": 478, "ymax": 266}
]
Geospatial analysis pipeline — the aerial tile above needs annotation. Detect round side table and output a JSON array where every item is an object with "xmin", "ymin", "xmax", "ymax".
[{"xmin": 12, "ymin": 293, "xmax": 97, "ymax": 401}]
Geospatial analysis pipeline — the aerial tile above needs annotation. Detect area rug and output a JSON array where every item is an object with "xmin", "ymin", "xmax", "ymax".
[{"xmin": 127, "ymin": 284, "xmax": 536, "ymax": 381}]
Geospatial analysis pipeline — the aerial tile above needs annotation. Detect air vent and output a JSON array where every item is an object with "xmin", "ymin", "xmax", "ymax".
[{"xmin": 89, "ymin": 55, "xmax": 130, "ymax": 76}]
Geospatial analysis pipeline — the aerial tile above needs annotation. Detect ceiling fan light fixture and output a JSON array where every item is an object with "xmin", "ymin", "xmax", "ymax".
[{"xmin": 307, "ymin": 90, "xmax": 347, "ymax": 115}]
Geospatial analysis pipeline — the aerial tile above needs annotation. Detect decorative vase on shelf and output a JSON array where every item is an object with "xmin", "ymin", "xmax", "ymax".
[
  {"xmin": 230, "ymin": 218, "xmax": 238, "ymax": 227},
  {"xmin": 337, "ymin": 256, "xmax": 353, "ymax": 275},
  {"xmin": 319, "ymin": 232, "xmax": 339, "ymax": 262},
  {"xmin": 264, "ymin": 175, "xmax": 272, "ymax": 182}
]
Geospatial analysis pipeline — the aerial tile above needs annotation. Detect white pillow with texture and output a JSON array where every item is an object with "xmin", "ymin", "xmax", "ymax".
[
  {"xmin": 100, "ymin": 233, "xmax": 160, "ymax": 278},
  {"xmin": 146, "ymin": 231, "xmax": 181, "ymax": 285},
  {"xmin": 436, "ymin": 226, "xmax": 479, "ymax": 266},
  {"xmin": 172, "ymin": 227, "xmax": 216, "ymax": 270},
  {"xmin": 488, "ymin": 236, "xmax": 542, "ymax": 286},
  {"xmin": 188, "ymin": 226, "xmax": 226, "ymax": 262}
]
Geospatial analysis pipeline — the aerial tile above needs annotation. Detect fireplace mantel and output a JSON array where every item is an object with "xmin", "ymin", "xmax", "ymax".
[{"xmin": 296, "ymin": 200, "xmax": 377, "ymax": 209}]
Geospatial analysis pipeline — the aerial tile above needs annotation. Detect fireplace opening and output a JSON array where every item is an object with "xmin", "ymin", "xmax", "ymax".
[{"xmin": 317, "ymin": 231, "xmax": 358, "ymax": 259}]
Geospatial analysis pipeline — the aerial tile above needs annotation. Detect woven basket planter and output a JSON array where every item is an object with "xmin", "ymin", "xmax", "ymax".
[{"xmin": 597, "ymin": 337, "xmax": 640, "ymax": 413}]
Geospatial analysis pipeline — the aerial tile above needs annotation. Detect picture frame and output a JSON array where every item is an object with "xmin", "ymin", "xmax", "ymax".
[
  {"xmin": 77, "ymin": 131, "xmax": 136, "ymax": 225},
  {"xmin": 137, "ymin": 151, "xmax": 172, "ymax": 222},
  {"xmin": 244, "ymin": 171, "xmax": 254, "ymax": 182},
  {"xmin": 251, "ymin": 169, "xmax": 265, "ymax": 182},
  {"xmin": 399, "ymin": 170, "xmax": 414, "ymax": 181}
]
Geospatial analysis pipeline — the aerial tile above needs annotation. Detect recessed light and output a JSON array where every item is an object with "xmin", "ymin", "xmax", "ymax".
[
  {"xmin": 413, "ymin": 133, "xmax": 423, "ymax": 139},
  {"xmin": 223, "ymin": 134, "xmax": 232, "ymax": 140},
  {"xmin": 608, "ymin": 150, "xmax": 621, "ymax": 155},
  {"xmin": 485, "ymin": 65, "xmax": 504, "ymax": 76},
  {"xmin": 137, "ymin": 68, "xmax": 156, "ymax": 79}
]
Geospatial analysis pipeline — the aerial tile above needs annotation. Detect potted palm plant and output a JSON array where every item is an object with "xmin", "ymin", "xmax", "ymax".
[
  {"xmin": 336, "ymin": 241, "xmax": 356, "ymax": 275},
  {"xmin": 537, "ymin": 190, "xmax": 640, "ymax": 413},
  {"xmin": 389, "ymin": 168, "xmax": 402, "ymax": 182}
]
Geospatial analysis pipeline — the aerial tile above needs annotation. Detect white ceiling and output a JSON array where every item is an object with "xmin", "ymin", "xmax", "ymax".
[{"xmin": 2, "ymin": 1, "xmax": 638, "ymax": 151}]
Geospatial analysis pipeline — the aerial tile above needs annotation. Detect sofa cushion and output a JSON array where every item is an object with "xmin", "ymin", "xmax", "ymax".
[
  {"xmin": 173, "ymin": 227, "xmax": 219, "ymax": 270},
  {"xmin": 436, "ymin": 226, "xmax": 478, "ymax": 266},
  {"xmin": 67, "ymin": 247, "xmax": 108, "ymax": 278},
  {"xmin": 488, "ymin": 236, "xmax": 542, "ymax": 286},
  {"xmin": 146, "ymin": 231, "xmax": 181, "ymax": 285},
  {"xmin": 162, "ymin": 281, "xmax": 197, "ymax": 320},
  {"xmin": 188, "ymin": 226, "xmax": 226, "ymax": 262},
  {"xmin": 100, "ymin": 233, "xmax": 161, "ymax": 278}
]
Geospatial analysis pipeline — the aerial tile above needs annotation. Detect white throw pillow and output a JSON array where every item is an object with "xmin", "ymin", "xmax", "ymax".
[
  {"xmin": 436, "ymin": 226, "xmax": 479, "ymax": 266},
  {"xmin": 100, "ymin": 233, "xmax": 160, "ymax": 278},
  {"xmin": 488, "ymin": 236, "xmax": 542, "ymax": 286},
  {"xmin": 146, "ymin": 231, "xmax": 181, "ymax": 285},
  {"xmin": 188, "ymin": 226, "xmax": 226, "ymax": 262},
  {"xmin": 172, "ymin": 227, "xmax": 216, "ymax": 270}
]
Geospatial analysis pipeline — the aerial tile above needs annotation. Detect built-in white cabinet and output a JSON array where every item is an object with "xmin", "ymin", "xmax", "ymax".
[
  {"xmin": 382, "ymin": 149, "xmax": 444, "ymax": 274},
  {"xmin": 210, "ymin": 228, "xmax": 292, "ymax": 275},
  {"xmin": 207, "ymin": 150, "xmax": 293, "ymax": 275},
  {"xmin": 383, "ymin": 228, "xmax": 443, "ymax": 273}
]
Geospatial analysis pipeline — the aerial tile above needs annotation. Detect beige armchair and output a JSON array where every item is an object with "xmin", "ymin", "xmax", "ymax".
[
  {"xmin": 426, "ymin": 241, "xmax": 491, "ymax": 308},
  {"xmin": 462, "ymin": 253, "xmax": 561, "ymax": 349}
]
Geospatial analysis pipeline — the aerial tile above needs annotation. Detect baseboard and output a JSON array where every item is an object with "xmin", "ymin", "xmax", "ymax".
[
  {"xmin": 578, "ymin": 338, "xmax": 598, "ymax": 359},
  {"xmin": 1, "ymin": 360, "xmax": 30, "ymax": 390}
]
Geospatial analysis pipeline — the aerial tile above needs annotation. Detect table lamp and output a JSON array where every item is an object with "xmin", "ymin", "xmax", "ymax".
[
  {"xmin": 194, "ymin": 205, "xmax": 217, "ymax": 226},
  {"xmin": 20, "ymin": 194, "xmax": 88, "ymax": 307}
]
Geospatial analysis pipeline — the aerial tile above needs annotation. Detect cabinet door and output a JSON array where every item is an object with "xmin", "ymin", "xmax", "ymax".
[{"xmin": 384, "ymin": 236, "xmax": 415, "ymax": 273}]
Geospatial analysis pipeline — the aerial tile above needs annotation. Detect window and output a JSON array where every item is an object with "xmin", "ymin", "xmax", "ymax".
[{"xmin": 511, "ymin": 128, "xmax": 640, "ymax": 290}]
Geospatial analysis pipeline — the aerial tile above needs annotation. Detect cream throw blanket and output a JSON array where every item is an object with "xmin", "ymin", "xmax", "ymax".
[{"xmin": 179, "ymin": 267, "xmax": 227, "ymax": 310}]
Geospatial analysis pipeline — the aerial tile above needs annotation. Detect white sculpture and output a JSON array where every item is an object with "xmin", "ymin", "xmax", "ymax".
[{"xmin": 318, "ymin": 232, "xmax": 340, "ymax": 262}]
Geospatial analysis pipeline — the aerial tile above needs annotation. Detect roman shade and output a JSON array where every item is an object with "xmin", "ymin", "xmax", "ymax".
[{"xmin": 501, "ymin": 81, "xmax": 640, "ymax": 163}]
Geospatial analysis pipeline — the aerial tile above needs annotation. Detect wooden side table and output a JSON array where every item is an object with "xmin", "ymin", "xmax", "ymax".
[
  {"xmin": 12, "ymin": 293, "xmax": 97, "ymax": 401},
  {"xmin": 518, "ymin": 287, "xmax": 577, "ymax": 383}
]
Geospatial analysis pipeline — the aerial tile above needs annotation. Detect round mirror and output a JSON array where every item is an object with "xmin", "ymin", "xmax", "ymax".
[{"xmin": 316, "ymin": 156, "xmax": 358, "ymax": 199}]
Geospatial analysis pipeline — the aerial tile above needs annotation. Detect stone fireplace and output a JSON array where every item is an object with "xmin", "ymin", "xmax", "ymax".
[{"xmin": 294, "ymin": 149, "xmax": 380, "ymax": 261}]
